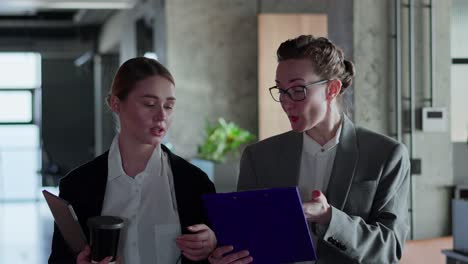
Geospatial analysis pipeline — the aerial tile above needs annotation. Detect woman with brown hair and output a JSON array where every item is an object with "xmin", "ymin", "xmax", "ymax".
[
  {"xmin": 209, "ymin": 35, "xmax": 410, "ymax": 264},
  {"xmin": 49, "ymin": 57, "xmax": 217, "ymax": 264}
]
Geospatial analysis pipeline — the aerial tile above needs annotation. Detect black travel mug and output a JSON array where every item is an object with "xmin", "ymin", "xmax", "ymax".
[{"xmin": 87, "ymin": 216, "xmax": 125, "ymax": 264}]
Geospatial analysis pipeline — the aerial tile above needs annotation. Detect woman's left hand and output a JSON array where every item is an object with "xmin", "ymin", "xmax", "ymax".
[
  {"xmin": 302, "ymin": 190, "xmax": 332, "ymax": 225},
  {"xmin": 176, "ymin": 224, "xmax": 217, "ymax": 261}
]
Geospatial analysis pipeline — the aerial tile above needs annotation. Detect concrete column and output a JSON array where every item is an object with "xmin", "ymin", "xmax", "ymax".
[{"xmin": 165, "ymin": 0, "xmax": 258, "ymax": 158}]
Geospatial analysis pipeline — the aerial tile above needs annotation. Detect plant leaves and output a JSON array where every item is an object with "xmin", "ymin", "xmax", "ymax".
[{"xmin": 197, "ymin": 118, "xmax": 255, "ymax": 163}]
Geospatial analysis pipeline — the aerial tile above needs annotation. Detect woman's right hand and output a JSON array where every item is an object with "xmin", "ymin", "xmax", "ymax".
[
  {"xmin": 76, "ymin": 245, "xmax": 120, "ymax": 264},
  {"xmin": 208, "ymin": 245, "xmax": 253, "ymax": 264}
]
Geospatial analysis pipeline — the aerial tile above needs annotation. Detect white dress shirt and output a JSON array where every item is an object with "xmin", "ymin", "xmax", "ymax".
[
  {"xmin": 298, "ymin": 126, "xmax": 341, "ymax": 201},
  {"xmin": 101, "ymin": 135, "xmax": 181, "ymax": 264},
  {"xmin": 296, "ymin": 124, "xmax": 342, "ymax": 264}
]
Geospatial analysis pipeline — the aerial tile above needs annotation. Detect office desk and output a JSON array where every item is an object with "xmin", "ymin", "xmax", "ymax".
[{"xmin": 442, "ymin": 250, "xmax": 468, "ymax": 264}]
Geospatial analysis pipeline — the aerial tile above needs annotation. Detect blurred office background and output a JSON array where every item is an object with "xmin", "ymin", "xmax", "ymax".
[{"xmin": 0, "ymin": 0, "xmax": 467, "ymax": 263}]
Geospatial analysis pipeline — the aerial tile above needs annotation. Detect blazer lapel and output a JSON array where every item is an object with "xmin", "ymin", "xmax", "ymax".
[
  {"xmin": 160, "ymin": 144, "xmax": 194, "ymax": 232},
  {"xmin": 325, "ymin": 116, "xmax": 359, "ymax": 210},
  {"xmin": 278, "ymin": 131, "xmax": 303, "ymax": 187},
  {"xmin": 90, "ymin": 152, "xmax": 109, "ymax": 216},
  {"xmin": 160, "ymin": 145, "xmax": 183, "ymax": 212},
  {"xmin": 74, "ymin": 152, "xmax": 108, "ymax": 240}
]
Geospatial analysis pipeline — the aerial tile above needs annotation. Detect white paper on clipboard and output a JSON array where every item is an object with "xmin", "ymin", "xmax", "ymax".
[{"xmin": 42, "ymin": 190, "xmax": 88, "ymax": 254}]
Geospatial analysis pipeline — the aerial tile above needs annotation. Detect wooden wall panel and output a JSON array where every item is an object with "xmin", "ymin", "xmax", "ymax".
[{"xmin": 258, "ymin": 14, "xmax": 327, "ymax": 140}]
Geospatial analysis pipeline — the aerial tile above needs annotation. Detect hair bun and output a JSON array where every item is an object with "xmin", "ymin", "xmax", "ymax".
[{"xmin": 341, "ymin": 60, "xmax": 356, "ymax": 91}]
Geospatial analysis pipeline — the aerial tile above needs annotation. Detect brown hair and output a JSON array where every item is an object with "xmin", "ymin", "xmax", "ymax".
[
  {"xmin": 277, "ymin": 35, "xmax": 355, "ymax": 93},
  {"xmin": 106, "ymin": 57, "xmax": 174, "ymax": 106}
]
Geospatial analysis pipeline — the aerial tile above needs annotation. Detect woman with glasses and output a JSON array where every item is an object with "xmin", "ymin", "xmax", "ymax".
[
  {"xmin": 49, "ymin": 57, "xmax": 217, "ymax": 264},
  {"xmin": 208, "ymin": 35, "xmax": 410, "ymax": 264}
]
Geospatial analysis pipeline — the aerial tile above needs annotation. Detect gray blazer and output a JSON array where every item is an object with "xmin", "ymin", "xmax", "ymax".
[{"xmin": 238, "ymin": 116, "xmax": 410, "ymax": 264}]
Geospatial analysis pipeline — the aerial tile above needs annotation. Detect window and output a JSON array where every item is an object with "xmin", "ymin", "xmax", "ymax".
[
  {"xmin": 451, "ymin": 0, "xmax": 468, "ymax": 142},
  {"xmin": 0, "ymin": 52, "xmax": 41, "ymax": 201},
  {"xmin": 451, "ymin": 64, "xmax": 468, "ymax": 142},
  {"xmin": 0, "ymin": 91, "xmax": 33, "ymax": 123},
  {"xmin": 0, "ymin": 52, "xmax": 40, "ymax": 124},
  {"xmin": 0, "ymin": 53, "xmax": 41, "ymax": 89}
]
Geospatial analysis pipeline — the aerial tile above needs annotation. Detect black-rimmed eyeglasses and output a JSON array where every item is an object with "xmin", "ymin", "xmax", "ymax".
[{"xmin": 269, "ymin": 79, "xmax": 329, "ymax": 102}]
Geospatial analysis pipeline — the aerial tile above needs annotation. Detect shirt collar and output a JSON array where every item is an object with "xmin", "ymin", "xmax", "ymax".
[
  {"xmin": 107, "ymin": 134, "xmax": 162, "ymax": 182},
  {"xmin": 303, "ymin": 121, "xmax": 342, "ymax": 156}
]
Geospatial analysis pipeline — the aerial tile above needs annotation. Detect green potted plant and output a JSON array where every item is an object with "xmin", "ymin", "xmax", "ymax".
[{"xmin": 191, "ymin": 118, "xmax": 255, "ymax": 190}]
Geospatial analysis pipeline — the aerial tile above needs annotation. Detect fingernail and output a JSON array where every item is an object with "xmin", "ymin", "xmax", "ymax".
[{"xmin": 312, "ymin": 190, "xmax": 321, "ymax": 198}]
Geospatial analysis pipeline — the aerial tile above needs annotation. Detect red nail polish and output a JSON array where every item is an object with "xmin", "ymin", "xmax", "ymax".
[{"xmin": 312, "ymin": 190, "xmax": 321, "ymax": 198}]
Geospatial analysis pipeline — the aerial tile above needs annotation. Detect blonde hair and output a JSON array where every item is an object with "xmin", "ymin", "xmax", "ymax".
[{"xmin": 106, "ymin": 57, "xmax": 174, "ymax": 107}]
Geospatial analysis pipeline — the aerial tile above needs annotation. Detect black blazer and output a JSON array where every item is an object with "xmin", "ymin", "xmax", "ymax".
[{"xmin": 49, "ymin": 145, "xmax": 216, "ymax": 264}]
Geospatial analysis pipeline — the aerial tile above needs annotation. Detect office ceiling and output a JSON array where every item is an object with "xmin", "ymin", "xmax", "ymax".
[
  {"xmin": 0, "ymin": 0, "xmax": 136, "ymax": 39},
  {"xmin": 0, "ymin": 0, "xmax": 136, "ymax": 14}
]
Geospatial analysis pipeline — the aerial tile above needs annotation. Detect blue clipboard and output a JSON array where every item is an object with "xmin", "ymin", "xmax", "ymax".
[{"xmin": 203, "ymin": 187, "xmax": 317, "ymax": 263}]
